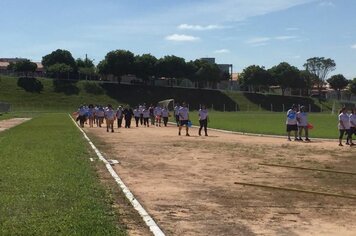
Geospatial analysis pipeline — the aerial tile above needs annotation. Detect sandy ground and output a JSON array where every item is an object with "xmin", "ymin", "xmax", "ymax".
[
  {"xmin": 0, "ymin": 118, "xmax": 31, "ymax": 132},
  {"xmin": 84, "ymin": 121, "xmax": 356, "ymax": 236}
]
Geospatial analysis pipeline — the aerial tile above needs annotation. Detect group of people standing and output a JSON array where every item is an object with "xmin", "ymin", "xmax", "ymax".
[
  {"xmin": 286, "ymin": 104, "xmax": 311, "ymax": 142},
  {"xmin": 75, "ymin": 102, "xmax": 210, "ymax": 136},
  {"xmin": 286, "ymin": 104, "xmax": 356, "ymax": 146},
  {"xmin": 338, "ymin": 107, "xmax": 356, "ymax": 146}
]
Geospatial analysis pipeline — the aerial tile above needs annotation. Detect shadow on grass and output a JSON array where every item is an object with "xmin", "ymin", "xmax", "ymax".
[
  {"xmin": 17, "ymin": 77, "xmax": 43, "ymax": 93},
  {"xmin": 53, "ymin": 79, "xmax": 79, "ymax": 95}
]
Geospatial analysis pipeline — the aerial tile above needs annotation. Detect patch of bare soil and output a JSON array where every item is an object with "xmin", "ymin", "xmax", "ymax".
[
  {"xmin": 85, "ymin": 122, "xmax": 356, "ymax": 236},
  {"xmin": 0, "ymin": 118, "xmax": 31, "ymax": 132}
]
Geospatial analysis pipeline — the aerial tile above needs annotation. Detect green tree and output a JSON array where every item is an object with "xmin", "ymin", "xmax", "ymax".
[
  {"xmin": 13, "ymin": 59, "xmax": 38, "ymax": 77},
  {"xmin": 155, "ymin": 55, "xmax": 187, "ymax": 79},
  {"xmin": 303, "ymin": 57, "xmax": 336, "ymax": 97},
  {"xmin": 194, "ymin": 60, "xmax": 221, "ymax": 88},
  {"xmin": 47, "ymin": 63, "xmax": 73, "ymax": 79},
  {"xmin": 99, "ymin": 50, "xmax": 135, "ymax": 83},
  {"xmin": 134, "ymin": 54, "xmax": 157, "ymax": 84},
  {"xmin": 327, "ymin": 74, "xmax": 349, "ymax": 100},
  {"xmin": 239, "ymin": 65, "xmax": 272, "ymax": 92},
  {"xmin": 42, "ymin": 49, "xmax": 77, "ymax": 72},
  {"xmin": 76, "ymin": 57, "xmax": 95, "ymax": 80},
  {"xmin": 269, "ymin": 62, "xmax": 300, "ymax": 96},
  {"xmin": 299, "ymin": 70, "xmax": 317, "ymax": 96},
  {"xmin": 349, "ymin": 78, "xmax": 356, "ymax": 96}
]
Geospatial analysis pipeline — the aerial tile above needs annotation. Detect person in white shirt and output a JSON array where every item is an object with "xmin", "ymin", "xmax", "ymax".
[
  {"xmin": 338, "ymin": 107, "xmax": 351, "ymax": 146},
  {"xmin": 133, "ymin": 106, "xmax": 141, "ymax": 127},
  {"xmin": 174, "ymin": 104, "xmax": 180, "ymax": 127},
  {"xmin": 296, "ymin": 106, "xmax": 310, "ymax": 141},
  {"xmin": 77, "ymin": 105, "xmax": 87, "ymax": 128},
  {"xmin": 346, "ymin": 109, "xmax": 356, "ymax": 146},
  {"xmin": 116, "ymin": 106, "xmax": 124, "ymax": 128},
  {"xmin": 161, "ymin": 106, "xmax": 169, "ymax": 127},
  {"xmin": 142, "ymin": 106, "xmax": 150, "ymax": 127},
  {"xmin": 286, "ymin": 104, "xmax": 298, "ymax": 141},
  {"xmin": 138, "ymin": 104, "xmax": 144, "ymax": 125},
  {"xmin": 105, "ymin": 104, "xmax": 116, "ymax": 133},
  {"xmin": 96, "ymin": 106, "xmax": 105, "ymax": 127},
  {"xmin": 178, "ymin": 102, "xmax": 190, "ymax": 136},
  {"xmin": 154, "ymin": 105, "xmax": 162, "ymax": 127},
  {"xmin": 198, "ymin": 105, "xmax": 209, "ymax": 136}
]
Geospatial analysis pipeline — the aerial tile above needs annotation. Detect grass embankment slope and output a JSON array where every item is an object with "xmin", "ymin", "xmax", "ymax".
[
  {"xmin": 0, "ymin": 76, "xmax": 120, "ymax": 112},
  {"xmin": 0, "ymin": 114, "xmax": 125, "ymax": 235},
  {"xmin": 1, "ymin": 75, "xmax": 334, "ymax": 112}
]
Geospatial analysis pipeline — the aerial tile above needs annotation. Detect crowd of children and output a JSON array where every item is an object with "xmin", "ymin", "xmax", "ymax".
[
  {"xmin": 77, "ymin": 102, "xmax": 355, "ymax": 146},
  {"xmin": 75, "ymin": 103, "xmax": 210, "ymax": 136}
]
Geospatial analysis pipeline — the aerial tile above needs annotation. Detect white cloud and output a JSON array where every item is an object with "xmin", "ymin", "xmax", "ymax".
[
  {"xmin": 318, "ymin": 1, "xmax": 335, "ymax": 7},
  {"xmin": 351, "ymin": 44, "xmax": 356, "ymax": 49},
  {"xmin": 165, "ymin": 34, "xmax": 200, "ymax": 42},
  {"xmin": 178, "ymin": 24, "xmax": 224, "ymax": 31},
  {"xmin": 214, "ymin": 49, "xmax": 230, "ymax": 54},
  {"xmin": 246, "ymin": 37, "xmax": 271, "ymax": 44},
  {"xmin": 275, "ymin": 35, "xmax": 297, "ymax": 40}
]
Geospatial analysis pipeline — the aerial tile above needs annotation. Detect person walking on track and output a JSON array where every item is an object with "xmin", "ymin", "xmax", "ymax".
[
  {"xmin": 198, "ymin": 105, "xmax": 209, "ymax": 136},
  {"xmin": 178, "ymin": 102, "xmax": 190, "ymax": 136}
]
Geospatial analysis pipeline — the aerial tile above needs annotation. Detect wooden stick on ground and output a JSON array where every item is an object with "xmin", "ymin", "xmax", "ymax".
[
  {"xmin": 234, "ymin": 182, "xmax": 356, "ymax": 200},
  {"xmin": 259, "ymin": 163, "xmax": 356, "ymax": 175}
]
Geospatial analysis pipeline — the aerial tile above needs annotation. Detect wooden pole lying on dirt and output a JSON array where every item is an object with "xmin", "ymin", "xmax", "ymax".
[
  {"xmin": 259, "ymin": 163, "xmax": 356, "ymax": 176},
  {"xmin": 234, "ymin": 182, "xmax": 356, "ymax": 200}
]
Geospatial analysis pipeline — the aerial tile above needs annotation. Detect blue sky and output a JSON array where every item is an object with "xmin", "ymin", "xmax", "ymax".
[{"xmin": 1, "ymin": 0, "xmax": 355, "ymax": 79}]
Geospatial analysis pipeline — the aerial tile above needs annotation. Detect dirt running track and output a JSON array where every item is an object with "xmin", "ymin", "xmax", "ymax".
[
  {"xmin": 0, "ymin": 118, "xmax": 31, "ymax": 132},
  {"xmin": 84, "ymin": 122, "xmax": 356, "ymax": 236}
]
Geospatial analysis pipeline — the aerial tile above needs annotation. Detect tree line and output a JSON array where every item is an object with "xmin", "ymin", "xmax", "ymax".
[
  {"xmin": 6, "ymin": 49, "xmax": 356, "ymax": 98},
  {"xmin": 239, "ymin": 58, "xmax": 356, "ymax": 99}
]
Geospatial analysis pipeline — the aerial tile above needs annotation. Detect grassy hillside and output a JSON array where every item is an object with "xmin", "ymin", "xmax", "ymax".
[
  {"xmin": 0, "ymin": 76, "xmax": 120, "ymax": 112},
  {"xmin": 0, "ymin": 75, "xmax": 349, "ymax": 113}
]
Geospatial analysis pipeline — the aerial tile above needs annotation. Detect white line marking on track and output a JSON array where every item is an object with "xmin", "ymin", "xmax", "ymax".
[{"xmin": 69, "ymin": 114, "xmax": 165, "ymax": 236}]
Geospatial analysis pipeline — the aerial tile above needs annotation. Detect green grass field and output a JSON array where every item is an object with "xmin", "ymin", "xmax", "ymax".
[
  {"xmin": 0, "ymin": 114, "xmax": 125, "ymax": 235},
  {"xmin": 188, "ymin": 111, "xmax": 339, "ymax": 139}
]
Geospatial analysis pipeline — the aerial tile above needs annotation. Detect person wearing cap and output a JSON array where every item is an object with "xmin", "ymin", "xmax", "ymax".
[
  {"xmin": 296, "ymin": 106, "xmax": 310, "ymax": 141},
  {"xmin": 178, "ymin": 102, "xmax": 190, "ymax": 136},
  {"xmin": 286, "ymin": 104, "xmax": 298, "ymax": 141}
]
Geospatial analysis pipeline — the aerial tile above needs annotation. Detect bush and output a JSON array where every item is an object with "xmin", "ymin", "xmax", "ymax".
[{"xmin": 17, "ymin": 77, "xmax": 43, "ymax": 93}]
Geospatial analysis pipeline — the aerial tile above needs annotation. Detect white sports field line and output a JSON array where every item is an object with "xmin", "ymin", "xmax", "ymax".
[{"xmin": 69, "ymin": 114, "xmax": 165, "ymax": 236}]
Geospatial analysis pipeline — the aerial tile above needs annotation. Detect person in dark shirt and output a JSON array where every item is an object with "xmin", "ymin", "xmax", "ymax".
[{"xmin": 123, "ymin": 106, "xmax": 134, "ymax": 128}]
